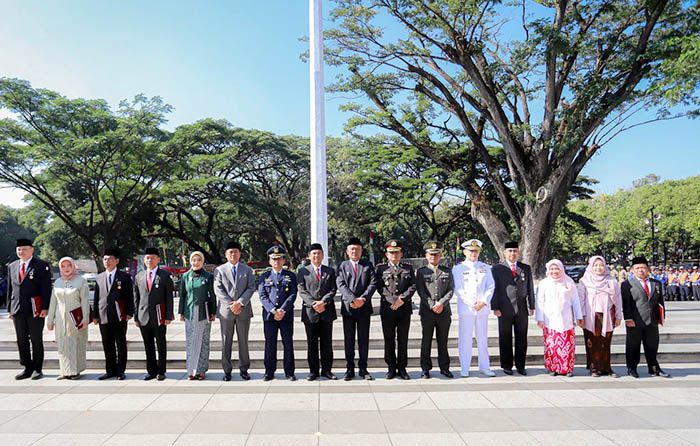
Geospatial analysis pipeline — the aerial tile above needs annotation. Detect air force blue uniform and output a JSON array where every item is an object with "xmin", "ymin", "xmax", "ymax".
[{"xmin": 258, "ymin": 251, "xmax": 297, "ymax": 378}]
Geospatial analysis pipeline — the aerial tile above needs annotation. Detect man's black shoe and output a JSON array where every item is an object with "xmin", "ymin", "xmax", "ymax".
[
  {"xmin": 240, "ymin": 371, "xmax": 250, "ymax": 381},
  {"xmin": 440, "ymin": 370, "xmax": 454, "ymax": 378},
  {"xmin": 517, "ymin": 368, "xmax": 527, "ymax": 376},
  {"xmin": 503, "ymin": 369, "xmax": 513, "ymax": 375},
  {"xmin": 263, "ymin": 374, "xmax": 274, "ymax": 381},
  {"xmin": 386, "ymin": 370, "xmax": 396, "ymax": 380},
  {"xmin": 98, "ymin": 373, "xmax": 116, "ymax": 381},
  {"xmin": 360, "ymin": 371, "xmax": 373, "ymax": 380},
  {"xmin": 307, "ymin": 374, "xmax": 319, "ymax": 381},
  {"xmin": 628, "ymin": 368, "xmax": 639, "ymax": 378},
  {"xmin": 31, "ymin": 371, "xmax": 43, "ymax": 380},
  {"xmin": 286, "ymin": 374, "xmax": 297, "ymax": 381},
  {"xmin": 15, "ymin": 370, "xmax": 31, "ymax": 380},
  {"xmin": 343, "ymin": 372, "xmax": 354, "ymax": 381},
  {"xmin": 421, "ymin": 371, "xmax": 431, "ymax": 379},
  {"xmin": 143, "ymin": 374, "xmax": 156, "ymax": 381},
  {"xmin": 117, "ymin": 373, "xmax": 126, "ymax": 380},
  {"xmin": 398, "ymin": 369, "xmax": 410, "ymax": 380},
  {"xmin": 223, "ymin": 373, "xmax": 232, "ymax": 382},
  {"xmin": 651, "ymin": 367, "xmax": 671, "ymax": 378},
  {"xmin": 321, "ymin": 372, "xmax": 338, "ymax": 380},
  {"xmin": 156, "ymin": 374, "xmax": 165, "ymax": 381}
]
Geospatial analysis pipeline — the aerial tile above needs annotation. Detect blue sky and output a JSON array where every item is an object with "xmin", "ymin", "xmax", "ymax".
[{"xmin": 0, "ymin": 1, "xmax": 697, "ymax": 207}]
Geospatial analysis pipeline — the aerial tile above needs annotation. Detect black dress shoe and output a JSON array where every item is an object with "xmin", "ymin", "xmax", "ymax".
[
  {"xmin": 98, "ymin": 373, "xmax": 116, "ymax": 381},
  {"xmin": 15, "ymin": 371, "xmax": 32, "ymax": 380},
  {"xmin": 343, "ymin": 372, "xmax": 354, "ymax": 381},
  {"xmin": 517, "ymin": 368, "xmax": 527, "ymax": 376},
  {"xmin": 421, "ymin": 371, "xmax": 431, "ymax": 379},
  {"xmin": 31, "ymin": 371, "xmax": 43, "ymax": 380},
  {"xmin": 440, "ymin": 370, "xmax": 454, "ymax": 378},
  {"xmin": 386, "ymin": 370, "xmax": 396, "ymax": 380},
  {"xmin": 307, "ymin": 374, "xmax": 319, "ymax": 381},
  {"xmin": 503, "ymin": 369, "xmax": 513, "ymax": 375},
  {"xmin": 117, "ymin": 373, "xmax": 126, "ymax": 380},
  {"xmin": 321, "ymin": 372, "xmax": 338, "ymax": 380},
  {"xmin": 652, "ymin": 368, "xmax": 671, "ymax": 378},
  {"xmin": 263, "ymin": 374, "xmax": 274, "ymax": 381},
  {"xmin": 240, "ymin": 371, "xmax": 250, "ymax": 381},
  {"xmin": 398, "ymin": 369, "xmax": 410, "ymax": 380},
  {"xmin": 628, "ymin": 368, "xmax": 639, "ymax": 378},
  {"xmin": 156, "ymin": 374, "xmax": 165, "ymax": 381},
  {"xmin": 360, "ymin": 371, "xmax": 373, "ymax": 380},
  {"xmin": 287, "ymin": 374, "xmax": 297, "ymax": 381},
  {"xmin": 223, "ymin": 373, "xmax": 232, "ymax": 382},
  {"xmin": 143, "ymin": 374, "xmax": 156, "ymax": 381}
]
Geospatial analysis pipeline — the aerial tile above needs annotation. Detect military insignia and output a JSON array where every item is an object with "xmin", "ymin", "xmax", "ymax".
[
  {"xmin": 29, "ymin": 275, "xmax": 34, "ymax": 280},
  {"xmin": 479, "ymin": 267, "xmax": 486, "ymax": 273},
  {"xmin": 285, "ymin": 286, "xmax": 289, "ymax": 292},
  {"xmin": 431, "ymin": 243, "xmax": 437, "ymax": 249},
  {"xmin": 117, "ymin": 285, "xmax": 122, "ymax": 290},
  {"xmin": 155, "ymin": 284, "xmax": 159, "ymax": 288},
  {"xmin": 471, "ymin": 240, "xmax": 479, "ymax": 247},
  {"xmin": 46, "ymin": 266, "xmax": 49, "ymax": 271},
  {"xmin": 391, "ymin": 240, "xmax": 398, "ymax": 247},
  {"xmin": 273, "ymin": 247, "xmax": 280, "ymax": 254}
]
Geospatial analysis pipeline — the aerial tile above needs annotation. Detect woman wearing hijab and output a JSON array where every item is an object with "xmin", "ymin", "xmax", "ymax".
[
  {"xmin": 179, "ymin": 251, "xmax": 216, "ymax": 380},
  {"xmin": 578, "ymin": 256, "xmax": 623, "ymax": 377},
  {"xmin": 535, "ymin": 259, "xmax": 584, "ymax": 377},
  {"xmin": 47, "ymin": 257, "xmax": 90, "ymax": 380}
]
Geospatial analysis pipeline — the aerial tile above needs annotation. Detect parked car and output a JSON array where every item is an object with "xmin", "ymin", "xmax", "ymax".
[{"xmin": 565, "ymin": 265, "xmax": 586, "ymax": 282}]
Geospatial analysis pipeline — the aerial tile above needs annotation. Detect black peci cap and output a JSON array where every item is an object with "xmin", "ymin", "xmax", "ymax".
[
  {"xmin": 225, "ymin": 240, "xmax": 242, "ymax": 251},
  {"xmin": 347, "ymin": 237, "xmax": 362, "ymax": 247},
  {"xmin": 504, "ymin": 241, "xmax": 519, "ymax": 249},
  {"xmin": 631, "ymin": 256, "xmax": 649, "ymax": 266},
  {"xmin": 308, "ymin": 243, "xmax": 323, "ymax": 252},
  {"xmin": 144, "ymin": 247, "xmax": 160, "ymax": 256},
  {"xmin": 16, "ymin": 238, "xmax": 33, "ymax": 247},
  {"xmin": 103, "ymin": 247, "xmax": 121, "ymax": 258}
]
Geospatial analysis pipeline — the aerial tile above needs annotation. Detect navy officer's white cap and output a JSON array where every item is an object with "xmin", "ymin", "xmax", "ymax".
[{"xmin": 461, "ymin": 239, "xmax": 483, "ymax": 250}]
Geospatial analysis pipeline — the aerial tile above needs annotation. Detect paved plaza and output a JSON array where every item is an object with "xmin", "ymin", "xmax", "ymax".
[{"xmin": 0, "ymin": 302, "xmax": 698, "ymax": 445}]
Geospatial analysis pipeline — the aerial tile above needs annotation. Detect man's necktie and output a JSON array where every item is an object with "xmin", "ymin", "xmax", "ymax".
[
  {"xmin": 109, "ymin": 273, "xmax": 113, "ymax": 287},
  {"xmin": 20, "ymin": 263, "xmax": 25, "ymax": 281},
  {"xmin": 316, "ymin": 267, "xmax": 321, "ymax": 281},
  {"xmin": 511, "ymin": 263, "xmax": 517, "ymax": 278},
  {"xmin": 232, "ymin": 265, "xmax": 237, "ymax": 284},
  {"xmin": 643, "ymin": 280, "xmax": 650, "ymax": 299},
  {"xmin": 353, "ymin": 263, "xmax": 358, "ymax": 275},
  {"xmin": 147, "ymin": 271, "xmax": 153, "ymax": 292}
]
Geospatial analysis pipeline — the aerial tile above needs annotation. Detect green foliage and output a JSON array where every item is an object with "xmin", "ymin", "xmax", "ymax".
[{"xmin": 551, "ymin": 175, "xmax": 700, "ymax": 263}]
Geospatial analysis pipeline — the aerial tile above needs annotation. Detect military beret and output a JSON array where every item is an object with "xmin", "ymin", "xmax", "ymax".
[
  {"xmin": 347, "ymin": 237, "xmax": 362, "ymax": 247},
  {"xmin": 385, "ymin": 239, "xmax": 402, "ymax": 252},
  {"xmin": 144, "ymin": 247, "xmax": 160, "ymax": 256},
  {"xmin": 423, "ymin": 240, "xmax": 441, "ymax": 254},
  {"xmin": 504, "ymin": 241, "xmax": 519, "ymax": 249},
  {"xmin": 16, "ymin": 238, "xmax": 33, "ymax": 247},
  {"xmin": 631, "ymin": 256, "xmax": 648, "ymax": 266},
  {"xmin": 308, "ymin": 243, "xmax": 323, "ymax": 252},
  {"xmin": 225, "ymin": 240, "xmax": 242, "ymax": 251},
  {"xmin": 103, "ymin": 247, "xmax": 121, "ymax": 258},
  {"xmin": 462, "ymin": 239, "xmax": 483, "ymax": 250},
  {"xmin": 267, "ymin": 245, "xmax": 286, "ymax": 259}
]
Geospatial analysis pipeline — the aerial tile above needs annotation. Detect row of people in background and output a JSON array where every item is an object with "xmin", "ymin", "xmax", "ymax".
[
  {"xmin": 612, "ymin": 264, "xmax": 700, "ymax": 301},
  {"xmin": 6, "ymin": 237, "xmax": 669, "ymax": 382}
]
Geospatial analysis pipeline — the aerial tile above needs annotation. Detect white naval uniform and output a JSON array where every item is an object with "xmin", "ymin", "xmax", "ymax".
[{"xmin": 452, "ymin": 260, "xmax": 495, "ymax": 374}]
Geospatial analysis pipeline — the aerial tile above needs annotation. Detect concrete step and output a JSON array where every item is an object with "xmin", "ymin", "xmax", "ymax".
[{"xmin": 1, "ymin": 343, "xmax": 699, "ymax": 370}]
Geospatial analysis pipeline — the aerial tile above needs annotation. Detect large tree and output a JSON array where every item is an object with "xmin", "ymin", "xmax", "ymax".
[
  {"xmin": 324, "ymin": 0, "xmax": 700, "ymax": 273},
  {"xmin": 0, "ymin": 78, "xmax": 175, "ymax": 269}
]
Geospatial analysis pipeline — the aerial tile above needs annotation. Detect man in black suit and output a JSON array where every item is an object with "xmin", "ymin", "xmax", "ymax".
[
  {"xmin": 415, "ymin": 240, "xmax": 454, "ymax": 379},
  {"xmin": 133, "ymin": 247, "xmax": 174, "ymax": 381},
  {"xmin": 491, "ymin": 241, "xmax": 535, "ymax": 375},
  {"xmin": 336, "ymin": 237, "xmax": 377, "ymax": 381},
  {"xmin": 297, "ymin": 243, "xmax": 338, "ymax": 381},
  {"xmin": 622, "ymin": 256, "xmax": 669, "ymax": 378},
  {"xmin": 92, "ymin": 248, "xmax": 134, "ymax": 380},
  {"xmin": 376, "ymin": 239, "xmax": 416, "ymax": 380},
  {"xmin": 7, "ymin": 238, "xmax": 52, "ymax": 380}
]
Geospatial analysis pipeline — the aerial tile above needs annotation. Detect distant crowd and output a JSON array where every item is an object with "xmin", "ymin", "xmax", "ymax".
[{"xmin": 610, "ymin": 265, "xmax": 700, "ymax": 301}]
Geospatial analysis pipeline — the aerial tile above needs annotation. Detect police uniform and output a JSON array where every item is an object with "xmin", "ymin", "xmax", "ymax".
[
  {"xmin": 679, "ymin": 268, "xmax": 691, "ymax": 301},
  {"xmin": 376, "ymin": 240, "xmax": 416, "ymax": 379},
  {"xmin": 452, "ymin": 239, "xmax": 495, "ymax": 377},
  {"xmin": 258, "ymin": 246, "xmax": 297, "ymax": 380},
  {"xmin": 667, "ymin": 271, "xmax": 679, "ymax": 301},
  {"xmin": 414, "ymin": 241, "xmax": 454, "ymax": 378},
  {"xmin": 691, "ymin": 268, "xmax": 700, "ymax": 301}
]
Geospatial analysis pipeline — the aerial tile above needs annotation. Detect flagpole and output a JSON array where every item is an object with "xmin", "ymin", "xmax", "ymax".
[{"xmin": 310, "ymin": 0, "xmax": 328, "ymax": 265}]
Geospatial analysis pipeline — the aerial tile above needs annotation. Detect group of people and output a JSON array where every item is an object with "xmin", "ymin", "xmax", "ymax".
[
  {"xmin": 652, "ymin": 266, "xmax": 700, "ymax": 301},
  {"xmin": 6, "ymin": 236, "xmax": 670, "ymax": 382}
]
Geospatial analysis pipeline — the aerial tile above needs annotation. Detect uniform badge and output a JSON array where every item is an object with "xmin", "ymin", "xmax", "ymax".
[
  {"xmin": 479, "ymin": 266, "xmax": 486, "ymax": 273},
  {"xmin": 45, "ymin": 266, "xmax": 49, "ymax": 271},
  {"xmin": 431, "ymin": 243, "xmax": 437, "ymax": 249},
  {"xmin": 155, "ymin": 284, "xmax": 159, "ymax": 288},
  {"xmin": 391, "ymin": 240, "xmax": 397, "ymax": 247},
  {"xmin": 29, "ymin": 274, "xmax": 34, "ymax": 280}
]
